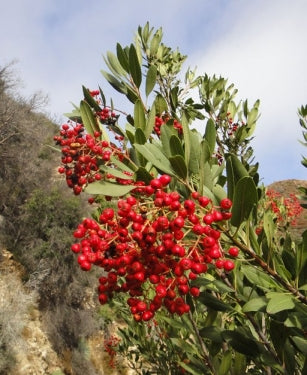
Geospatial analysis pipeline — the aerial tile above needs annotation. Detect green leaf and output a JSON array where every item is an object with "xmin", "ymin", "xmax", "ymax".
[
  {"xmin": 116, "ymin": 43, "xmax": 129, "ymax": 72},
  {"xmin": 149, "ymin": 29, "xmax": 163, "ymax": 55},
  {"xmin": 145, "ymin": 65, "xmax": 157, "ymax": 97},
  {"xmin": 99, "ymin": 165, "xmax": 133, "ymax": 180},
  {"xmin": 226, "ymin": 153, "xmax": 249, "ymax": 200},
  {"xmin": 199, "ymin": 140, "xmax": 211, "ymax": 195},
  {"xmin": 129, "ymin": 44, "xmax": 142, "ymax": 88},
  {"xmin": 200, "ymin": 162, "xmax": 213, "ymax": 191},
  {"xmin": 160, "ymin": 124, "xmax": 176, "ymax": 157},
  {"xmin": 134, "ymin": 99, "xmax": 146, "ymax": 130},
  {"xmin": 227, "ymin": 100, "xmax": 237, "ymax": 120},
  {"xmin": 135, "ymin": 128, "xmax": 146, "ymax": 144},
  {"xmin": 110, "ymin": 155, "xmax": 136, "ymax": 173},
  {"xmin": 222, "ymin": 330, "xmax": 261, "ymax": 356},
  {"xmin": 98, "ymin": 86, "xmax": 106, "ymax": 107},
  {"xmin": 170, "ymin": 135, "xmax": 184, "ymax": 157},
  {"xmin": 242, "ymin": 297, "xmax": 268, "ymax": 312},
  {"xmin": 64, "ymin": 108, "xmax": 81, "ymax": 121},
  {"xmin": 247, "ymin": 106, "xmax": 259, "ymax": 126},
  {"xmin": 181, "ymin": 113, "xmax": 191, "ymax": 169},
  {"xmin": 231, "ymin": 176, "xmax": 258, "ymax": 227},
  {"xmin": 169, "ymin": 155, "xmax": 187, "ymax": 179},
  {"xmin": 170, "ymin": 338, "xmax": 198, "ymax": 356},
  {"xmin": 204, "ymin": 118, "xmax": 216, "ymax": 154},
  {"xmin": 134, "ymin": 143, "xmax": 174, "ymax": 176},
  {"xmin": 198, "ymin": 292, "xmax": 232, "ymax": 311},
  {"xmin": 82, "ymin": 86, "xmax": 102, "ymax": 112},
  {"xmin": 125, "ymin": 130, "xmax": 135, "ymax": 145},
  {"xmin": 178, "ymin": 362, "xmax": 201, "ymax": 375},
  {"xmin": 79, "ymin": 100, "xmax": 99, "ymax": 136},
  {"xmin": 212, "ymin": 184, "xmax": 227, "ymax": 202},
  {"xmin": 144, "ymin": 105, "xmax": 156, "ymax": 139},
  {"xmin": 233, "ymin": 352, "xmax": 247, "ymax": 375},
  {"xmin": 101, "ymin": 70, "xmax": 127, "ymax": 94},
  {"xmin": 241, "ymin": 265, "xmax": 280, "ymax": 291},
  {"xmin": 126, "ymin": 87, "xmax": 139, "ymax": 104},
  {"xmin": 154, "ymin": 93, "xmax": 168, "ymax": 114},
  {"xmin": 104, "ymin": 51, "xmax": 127, "ymax": 77},
  {"xmin": 189, "ymin": 130, "xmax": 201, "ymax": 173},
  {"xmin": 218, "ymin": 350, "xmax": 232, "ymax": 375},
  {"xmin": 199, "ymin": 326, "xmax": 223, "ymax": 344},
  {"xmin": 211, "ymin": 279, "xmax": 234, "ymax": 293},
  {"xmin": 135, "ymin": 167, "xmax": 153, "ymax": 185},
  {"xmin": 84, "ymin": 181, "xmax": 135, "ymax": 196},
  {"xmin": 266, "ymin": 293, "xmax": 295, "ymax": 314},
  {"xmin": 291, "ymin": 336, "xmax": 307, "ymax": 354}
]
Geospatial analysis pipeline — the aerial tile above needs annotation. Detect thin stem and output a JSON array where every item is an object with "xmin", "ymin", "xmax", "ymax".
[{"xmin": 187, "ymin": 310, "xmax": 217, "ymax": 375}]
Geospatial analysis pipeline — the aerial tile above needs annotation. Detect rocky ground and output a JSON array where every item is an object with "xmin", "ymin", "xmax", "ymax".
[{"xmin": 0, "ymin": 249, "xmax": 63, "ymax": 375}]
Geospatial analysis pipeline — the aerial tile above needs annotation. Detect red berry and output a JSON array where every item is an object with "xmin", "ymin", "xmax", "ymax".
[
  {"xmin": 159, "ymin": 174, "xmax": 171, "ymax": 186},
  {"xmin": 228, "ymin": 247, "xmax": 239, "ymax": 257},
  {"xmin": 142, "ymin": 310, "xmax": 154, "ymax": 321},
  {"xmin": 71, "ymin": 243, "xmax": 81, "ymax": 253},
  {"xmin": 215, "ymin": 259, "xmax": 224, "ymax": 269},
  {"xmin": 191, "ymin": 191, "xmax": 200, "ymax": 200},
  {"xmin": 156, "ymin": 284, "xmax": 167, "ymax": 298},
  {"xmin": 223, "ymin": 260, "xmax": 235, "ymax": 271},
  {"xmin": 99, "ymin": 293, "xmax": 108, "ymax": 304},
  {"xmin": 190, "ymin": 287, "xmax": 200, "ymax": 297},
  {"xmin": 220, "ymin": 198, "xmax": 232, "ymax": 210},
  {"xmin": 150, "ymin": 178, "xmax": 162, "ymax": 189},
  {"xmin": 198, "ymin": 196, "xmax": 210, "ymax": 207}
]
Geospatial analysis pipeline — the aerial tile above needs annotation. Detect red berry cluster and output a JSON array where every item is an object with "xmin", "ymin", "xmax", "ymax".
[
  {"xmin": 154, "ymin": 115, "xmax": 183, "ymax": 136},
  {"xmin": 265, "ymin": 189, "xmax": 303, "ymax": 227},
  {"xmin": 70, "ymin": 175, "xmax": 237, "ymax": 321},
  {"xmin": 96, "ymin": 107, "xmax": 118, "ymax": 125},
  {"xmin": 104, "ymin": 334, "xmax": 120, "ymax": 368},
  {"xmin": 88, "ymin": 89, "xmax": 119, "ymax": 124},
  {"xmin": 54, "ymin": 122, "xmax": 132, "ymax": 195}
]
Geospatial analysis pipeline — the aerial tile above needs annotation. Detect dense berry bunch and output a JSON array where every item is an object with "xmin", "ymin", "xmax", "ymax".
[
  {"xmin": 70, "ymin": 175, "xmax": 237, "ymax": 321},
  {"xmin": 54, "ymin": 122, "xmax": 132, "ymax": 195},
  {"xmin": 154, "ymin": 115, "xmax": 183, "ymax": 136},
  {"xmin": 265, "ymin": 189, "xmax": 303, "ymax": 227}
]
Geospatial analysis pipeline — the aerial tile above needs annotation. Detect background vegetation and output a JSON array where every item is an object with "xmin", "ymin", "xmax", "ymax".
[{"xmin": 0, "ymin": 64, "xmax": 104, "ymax": 375}]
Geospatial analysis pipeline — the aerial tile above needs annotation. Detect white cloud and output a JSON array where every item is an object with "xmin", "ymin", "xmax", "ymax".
[
  {"xmin": 190, "ymin": 0, "xmax": 307, "ymax": 183},
  {"xmin": 0, "ymin": 0, "xmax": 306, "ymax": 184}
]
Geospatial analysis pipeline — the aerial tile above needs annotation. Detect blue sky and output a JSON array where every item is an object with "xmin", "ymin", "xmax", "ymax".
[{"xmin": 1, "ymin": 0, "xmax": 306, "ymax": 185}]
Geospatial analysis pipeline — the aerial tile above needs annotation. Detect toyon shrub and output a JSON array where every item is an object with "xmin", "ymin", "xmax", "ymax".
[{"xmin": 54, "ymin": 23, "xmax": 306, "ymax": 375}]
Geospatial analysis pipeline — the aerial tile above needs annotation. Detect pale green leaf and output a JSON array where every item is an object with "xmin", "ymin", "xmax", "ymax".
[
  {"xmin": 266, "ymin": 293, "xmax": 295, "ymax": 314},
  {"xmin": 79, "ymin": 100, "xmax": 99, "ymax": 136},
  {"xmin": 134, "ymin": 143, "xmax": 174, "ymax": 176},
  {"xmin": 242, "ymin": 297, "xmax": 268, "ymax": 312},
  {"xmin": 144, "ymin": 105, "xmax": 156, "ymax": 139},
  {"xmin": 101, "ymin": 70, "xmax": 127, "ymax": 94},
  {"xmin": 134, "ymin": 99, "xmax": 146, "ymax": 130},
  {"xmin": 145, "ymin": 65, "xmax": 157, "ymax": 97},
  {"xmin": 85, "ymin": 181, "xmax": 135, "ymax": 196},
  {"xmin": 170, "ymin": 135, "xmax": 184, "ymax": 157}
]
